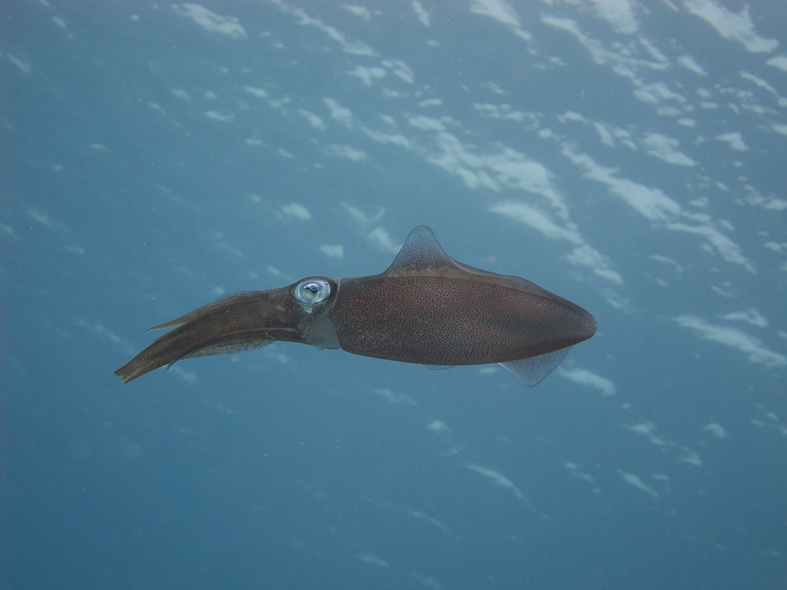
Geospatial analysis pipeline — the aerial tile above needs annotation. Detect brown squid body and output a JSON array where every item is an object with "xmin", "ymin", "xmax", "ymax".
[{"xmin": 115, "ymin": 226, "xmax": 597, "ymax": 386}]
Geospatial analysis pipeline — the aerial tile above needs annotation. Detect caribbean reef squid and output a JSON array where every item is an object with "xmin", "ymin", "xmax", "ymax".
[{"xmin": 115, "ymin": 226, "xmax": 597, "ymax": 386}]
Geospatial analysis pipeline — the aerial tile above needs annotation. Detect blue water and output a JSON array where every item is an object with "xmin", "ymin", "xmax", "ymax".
[{"xmin": 3, "ymin": 1, "xmax": 786, "ymax": 588}]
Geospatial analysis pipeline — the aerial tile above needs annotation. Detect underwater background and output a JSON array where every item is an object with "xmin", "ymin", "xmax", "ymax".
[{"xmin": 2, "ymin": 1, "xmax": 786, "ymax": 588}]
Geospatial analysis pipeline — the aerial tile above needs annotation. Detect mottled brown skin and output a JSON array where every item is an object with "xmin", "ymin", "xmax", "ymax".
[
  {"xmin": 330, "ymin": 274, "xmax": 595, "ymax": 366},
  {"xmin": 114, "ymin": 226, "xmax": 597, "ymax": 384}
]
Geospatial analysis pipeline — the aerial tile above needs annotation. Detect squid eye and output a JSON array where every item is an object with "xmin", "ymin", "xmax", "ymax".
[{"xmin": 294, "ymin": 278, "xmax": 331, "ymax": 305}]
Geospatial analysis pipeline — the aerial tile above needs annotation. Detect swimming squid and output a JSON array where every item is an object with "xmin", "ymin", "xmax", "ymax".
[{"xmin": 115, "ymin": 225, "xmax": 597, "ymax": 386}]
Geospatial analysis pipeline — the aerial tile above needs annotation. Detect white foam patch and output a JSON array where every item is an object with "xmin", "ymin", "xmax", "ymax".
[
  {"xmin": 172, "ymin": 4, "xmax": 247, "ymax": 38},
  {"xmin": 323, "ymin": 97, "xmax": 354, "ymax": 130},
  {"xmin": 562, "ymin": 146, "xmax": 753, "ymax": 272},
  {"xmin": 704, "ymin": 423, "xmax": 727, "ymax": 439},
  {"xmin": 384, "ymin": 59, "xmax": 415, "ymax": 84},
  {"xmin": 641, "ymin": 133, "xmax": 696, "ymax": 166},
  {"xmin": 263, "ymin": 348, "xmax": 290, "ymax": 365},
  {"xmin": 723, "ymin": 308, "xmax": 768, "ymax": 328},
  {"xmin": 470, "ymin": 0, "xmax": 531, "ymax": 41},
  {"xmin": 427, "ymin": 420, "xmax": 450, "ymax": 433},
  {"xmin": 594, "ymin": 122, "xmax": 616, "ymax": 147},
  {"xmin": 559, "ymin": 368, "xmax": 616, "ymax": 396},
  {"xmin": 171, "ymin": 88, "xmax": 192, "ymax": 101},
  {"xmin": 280, "ymin": 203, "xmax": 311, "ymax": 221},
  {"xmin": 204, "ymin": 111, "xmax": 233, "ymax": 122},
  {"xmin": 28, "ymin": 209, "xmax": 64, "ymax": 230},
  {"xmin": 740, "ymin": 183, "xmax": 787, "ymax": 212},
  {"xmin": 562, "ymin": 146, "xmax": 681, "ymax": 222},
  {"xmin": 683, "ymin": 0, "xmax": 778, "ymax": 53},
  {"xmin": 589, "ymin": 0, "xmax": 638, "ymax": 34},
  {"xmin": 298, "ymin": 109, "xmax": 326, "ymax": 130},
  {"xmin": 325, "ymin": 144, "xmax": 366, "ymax": 161},
  {"xmin": 667, "ymin": 221, "xmax": 754, "ymax": 272},
  {"xmin": 81, "ymin": 320, "xmax": 133, "ymax": 354},
  {"xmin": 372, "ymin": 387, "xmax": 417, "ymax": 406},
  {"xmin": 6, "ymin": 54, "xmax": 32, "ymax": 74},
  {"xmin": 561, "ymin": 114, "xmax": 636, "ymax": 150},
  {"xmin": 418, "ymin": 98, "xmax": 443, "ymax": 108},
  {"xmin": 362, "ymin": 126, "xmax": 411, "ymax": 149},
  {"xmin": 739, "ymin": 71, "xmax": 787, "ymax": 107},
  {"xmin": 767, "ymin": 56, "xmax": 787, "ymax": 71},
  {"xmin": 471, "ymin": 0, "xmax": 519, "ymax": 27},
  {"xmin": 348, "ymin": 65, "xmax": 386, "ymax": 86},
  {"xmin": 617, "ymin": 469, "xmax": 659, "ymax": 497},
  {"xmin": 633, "ymin": 82, "xmax": 687, "ymax": 107},
  {"xmin": 245, "ymin": 87, "xmax": 268, "ymax": 98},
  {"xmin": 490, "ymin": 202, "xmax": 621, "ymax": 283},
  {"xmin": 408, "ymin": 115, "xmax": 445, "ymax": 131},
  {"xmin": 542, "ymin": 15, "xmax": 673, "ymax": 110},
  {"xmin": 564, "ymin": 462, "xmax": 596, "ymax": 485},
  {"xmin": 625, "ymin": 421, "xmax": 666, "ymax": 446},
  {"xmin": 650, "ymin": 254, "xmax": 683, "ymax": 272},
  {"xmin": 357, "ymin": 553, "xmax": 389, "ymax": 568},
  {"xmin": 561, "ymin": 111, "xmax": 586, "ymax": 123},
  {"xmin": 320, "ymin": 244, "xmax": 344, "ymax": 258},
  {"xmin": 0, "ymin": 223, "xmax": 17, "ymax": 239},
  {"xmin": 639, "ymin": 38, "xmax": 668, "ymax": 63},
  {"xmin": 343, "ymin": 4, "xmax": 372, "ymax": 21},
  {"xmin": 475, "ymin": 103, "xmax": 527, "ymax": 123},
  {"xmin": 675, "ymin": 315, "xmax": 787, "ymax": 368},
  {"xmin": 466, "ymin": 464, "xmax": 533, "ymax": 508},
  {"xmin": 566, "ymin": 245, "xmax": 623, "ymax": 284},
  {"xmin": 342, "ymin": 202, "xmax": 386, "ymax": 227},
  {"xmin": 368, "ymin": 227, "xmax": 401, "ymax": 253},
  {"xmin": 412, "ymin": 1, "xmax": 431, "ymax": 26},
  {"xmin": 679, "ymin": 450, "xmax": 703, "ymax": 466},
  {"xmin": 677, "ymin": 55, "xmax": 707, "ymax": 76},
  {"xmin": 273, "ymin": 2, "xmax": 376, "ymax": 56},
  {"xmin": 490, "ymin": 202, "xmax": 581, "ymax": 244},
  {"xmin": 382, "ymin": 88, "xmax": 407, "ymax": 99},
  {"xmin": 407, "ymin": 508, "xmax": 450, "ymax": 533},
  {"xmin": 422, "ymin": 134, "xmax": 570, "ymax": 216},
  {"xmin": 752, "ymin": 405, "xmax": 787, "ymax": 437}
]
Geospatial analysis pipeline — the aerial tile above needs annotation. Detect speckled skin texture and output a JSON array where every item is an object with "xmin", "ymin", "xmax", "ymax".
[{"xmin": 330, "ymin": 275, "xmax": 596, "ymax": 366}]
